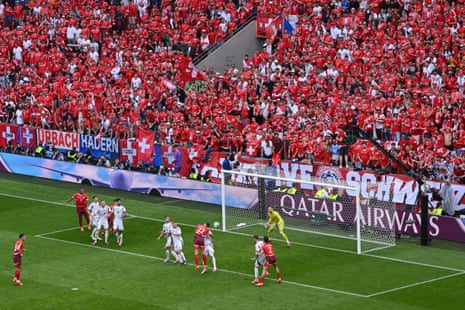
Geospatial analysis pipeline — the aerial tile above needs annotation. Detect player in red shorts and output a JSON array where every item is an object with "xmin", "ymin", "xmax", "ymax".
[
  {"xmin": 193, "ymin": 223, "xmax": 209, "ymax": 272},
  {"xmin": 13, "ymin": 233, "xmax": 26, "ymax": 286},
  {"xmin": 65, "ymin": 188, "xmax": 91, "ymax": 232},
  {"xmin": 256, "ymin": 236, "xmax": 282, "ymax": 287}
]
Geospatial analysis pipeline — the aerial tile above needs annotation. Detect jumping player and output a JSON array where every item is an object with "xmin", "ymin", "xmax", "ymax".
[
  {"xmin": 256, "ymin": 236, "xmax": 282, "ymax": 287},
  {"xmin": 264, "ymin": 206, "xmax": 291, "ymax": 247}
]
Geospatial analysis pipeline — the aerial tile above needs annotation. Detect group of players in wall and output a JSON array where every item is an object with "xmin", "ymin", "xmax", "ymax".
[{"xmin": 64, "ymin": 189, "xmax": 285, "ymax": 286}]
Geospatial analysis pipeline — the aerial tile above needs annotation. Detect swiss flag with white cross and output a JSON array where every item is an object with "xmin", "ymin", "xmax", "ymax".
[
  {"xmin": 19, "ymin": 126, "xmax": 37, "ymax": 149},
  {"xmin": 137, "ymin": 128, "xmax": 155, "ymax": 162},
  {"xmin": 0, "ymin": 123, "xmax": 18, "ymax": 148},
  {"xmin": 119, "ymin": 139, "xmax": 138, "ymax": 166}
]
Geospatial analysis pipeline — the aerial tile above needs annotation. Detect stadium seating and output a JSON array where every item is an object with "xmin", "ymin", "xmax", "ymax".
[{"xmin": 1, "ymin": 1, "xmax": 465, "ymax": 182}]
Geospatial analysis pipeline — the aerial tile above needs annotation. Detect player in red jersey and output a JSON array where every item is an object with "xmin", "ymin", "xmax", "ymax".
[
  {"xmin": 65, "ymin": 188, "xmax": 91, "ymax": 232},
  {"xmin": 256, "ymin": 236, "xmax": 282, "ymax": 287},
  {"xmin": 13, "ymin": 233, "xmax": 26, "ymax": 286},
  {"xmin": 193, "ymin": 223, "xmax": 209, "ymax": 272}
]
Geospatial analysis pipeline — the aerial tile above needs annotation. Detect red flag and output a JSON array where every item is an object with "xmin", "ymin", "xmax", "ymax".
[
  {"xmin": 246, "ymin": 141, "xmax": 258, "ymax": 156},
  {"xmin": 265, "ymin": 17, "xmax": 282, "ymax": 42},
  {"xmin": 120, "ymin": 139, "xmax": 138, "ymax": 166},
  {"xmin": 137, "ymin": 128, "xmax": 155, "ymax": 162},
  {"xmin": 179, "ymin": 57, "xmax": 207, "ymax": 86},
  {"xmin": 0, "ymin": 123, "xmax": 18, "ymax": 148},
  {"xmin": 19, "ymin": 126, "xmax": 37, "ymax": 149}
]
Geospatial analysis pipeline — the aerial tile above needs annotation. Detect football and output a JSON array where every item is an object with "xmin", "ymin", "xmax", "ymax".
[{"xmin": 213, "ymin": 221, "xmax": 220, "ymax": 228}]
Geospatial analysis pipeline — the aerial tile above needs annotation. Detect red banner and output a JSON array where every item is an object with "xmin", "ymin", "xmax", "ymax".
[
  {"xmin": 0, "ymin": 123, "xmax": 18, "ymax": 148},
  {"xmin": 19, "ymin": 126, "xmax": 37, "ymax": 149},
  {"xmin": 120, "ymin": 139, "xmax": 138, "ymax": 166},
  {"xmin": 37, "ymin": 128, "xmax": 78, "ymax": 150},
  {"xmin": 137, "ymin": 128, "xmax": 155, "ymax": 162}
]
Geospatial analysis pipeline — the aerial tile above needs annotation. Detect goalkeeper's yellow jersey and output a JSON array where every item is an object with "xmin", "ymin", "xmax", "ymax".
[{"xmin": 268, "ymin": 210, "xmax": 284, "ymax": 224}]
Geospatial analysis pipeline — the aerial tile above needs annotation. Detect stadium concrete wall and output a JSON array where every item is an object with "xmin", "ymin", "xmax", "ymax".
[{"xmin": 197, "ymin": 21, "xmax": 263, "ymax": 73}]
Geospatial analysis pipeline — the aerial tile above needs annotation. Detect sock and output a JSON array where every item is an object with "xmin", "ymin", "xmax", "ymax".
[
  {"xmin": 91, "ymin": 228, "xmax": 97, "ymax": 238},
  {"xmin": 277, "ymin": 272, "xmax": 281, "ymax": 279},
  {"xmin": 259, "ymin": 276, "xmax": 264, "ymax": 284},
  {"xmin": 281, "ymin": 232, "xmax": 289, "ymax": 243},
  {"xmin": 104, "ymin": 231, "xmax": 108, "ymax": 243},
  {"xmin": 211, "ymin": 255, "xmax": 217, "ymax": 269},
  {"xmin": 181, "ymin": 252, "xmax": 186, "ymax": 263},
  {"xmin": 194, "ymin": 253, "xmax": 199, "ymax": 266},
  {"xmin": 78, "ymin": 217, "xmax": 83, "ymax": 228},
  {"xmin": 119, "ymin": 233, "xmax": 123, "ymax": 244},
  {"xmin": 254, "ymin": 263, "xmax": 259, "ymax": 279},
  {"xmin": 15, "ymin": 270, "xmax": 20, "ymax": 280},
  {"xmin": 165, "ymin": 250, "xmax": 170, "ymax": 260},
  {"xmin": 171, "ymin": 250, "xmax": 177, "ymax": 260},
  {"xmin": 202, "ymin": 254, "xmax": 207, "ymax": 267}
]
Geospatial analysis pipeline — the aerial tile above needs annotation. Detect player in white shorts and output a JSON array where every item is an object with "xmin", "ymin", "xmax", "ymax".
[
  {"xmin": 87, "ymin": 195, "xmax": 101, "ymax": 241},
  {"xmin": 202, "ymin": 223, "xmax": 216, "ymax": 273},
  {"xmin": 112, "ymin": 198, "xmax": 128, "ymax": 246},
  {"xmin": 93, "ymin": 200, "xmax": 110, "ymax": 246},
  {"xmin": 171, "ymin": 221, "xmax": 187, "ymax": 264},
  {"xmin": 156, "ymin": 215, "xmax": 175, "ymax": 263},
  {"xmin": 251, "ymin": 235, "xmax": 266, "ymax": 284}
]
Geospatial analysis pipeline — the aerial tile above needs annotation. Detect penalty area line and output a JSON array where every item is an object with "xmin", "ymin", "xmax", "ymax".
[
  {"xmin": 365, "ymin": 271, "xmax": 465, "ymax": 298},
  {"xmin": 34, "ymin": 227, "xmax": 369, "ymax": 298}
]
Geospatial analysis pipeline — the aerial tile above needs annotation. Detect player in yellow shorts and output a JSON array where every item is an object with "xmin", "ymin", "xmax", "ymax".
[{"xmin": 264, "ymin": 206, "xmax": 291, "ymax": 247}]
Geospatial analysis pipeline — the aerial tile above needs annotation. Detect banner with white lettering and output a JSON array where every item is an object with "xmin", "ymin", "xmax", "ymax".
[
  {"xmin": 0, "ymin": 123, "xmax": 18, "ymax": 147},
  {"xmin": 19, "ymin": 126, "xmax": 37, "ymax": 149},
  {"xmin": 79, "ymin": 134, "xmax": 120, "ymax": 160},
  {"xmin": 37, "ymin": 128, "xmax": 79, "ymax": 151}
]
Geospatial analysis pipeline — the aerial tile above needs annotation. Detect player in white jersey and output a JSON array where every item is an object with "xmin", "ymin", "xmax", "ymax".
[
  {"xmin": 156, "ymin": 215, "xmax": 175, "ymax": 263},
  {"xmin": 251, "ymin": 235, "xmax": 266, "ymax": 284},
  {"xmin": 202, "ymin": 223, "xmax": 216, "ymax": 274},
  {"xmin": 93, "ymin": 200, "xmax": 110, "ymax": 246},
  {"xmin": 112, "ymin": 198, "xmax": 128, "ymax": 246},
  {"xmin": 87, "ymin": 195, "xmax": 101, "ymax": 241},
  {"xmin": 171, "ymin": 221, "xmax": 187, "ymax": 264}
]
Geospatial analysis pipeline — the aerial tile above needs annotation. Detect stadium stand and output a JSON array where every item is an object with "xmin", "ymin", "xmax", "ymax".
[{"xmin": 1, "ymin": 0, "xmax": 465, "ymax": 183}]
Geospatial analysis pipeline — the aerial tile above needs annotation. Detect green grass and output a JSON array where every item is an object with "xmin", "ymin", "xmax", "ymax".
[{"xmin": 0, "ymin": 173, "xmax": 465, "ymax": 309}]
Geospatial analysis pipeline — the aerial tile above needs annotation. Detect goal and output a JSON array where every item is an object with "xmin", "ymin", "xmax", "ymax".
[{"xmin": 220, "ymin": 167, "xmax": 397, "ymax": 254}]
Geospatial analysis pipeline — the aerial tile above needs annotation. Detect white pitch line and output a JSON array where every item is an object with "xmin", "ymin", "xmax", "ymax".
[
  {"xmin": 364, "ymin": 253, "xmax": 465, "ymax": 273},
  {"xmin": 159, "ymin": 199, "xmax": 185, "ymax": 205},
  {"xmin": 7, "ymin": 191, "xmax": 465, "ymax": 296},
  {"xmin": 365, "ymin": 271, "xmax": 465, "ymax": 298},
  {"xmin": 35, "ymin": 231, "xmax": 367, "ymax": 298}
]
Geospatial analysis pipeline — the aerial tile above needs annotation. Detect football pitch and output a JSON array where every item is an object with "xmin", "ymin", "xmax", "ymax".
[{"xmin": 0, "ymin": 173, "xmax": 465, "ymax": 310}]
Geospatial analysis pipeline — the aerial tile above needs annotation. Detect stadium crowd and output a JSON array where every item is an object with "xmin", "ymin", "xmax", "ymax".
[{"xmin": 1, "ymin": 0, "xmax": 465, "ymax": 183}]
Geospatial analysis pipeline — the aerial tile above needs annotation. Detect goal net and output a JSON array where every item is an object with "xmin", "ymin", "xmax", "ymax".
[{"xmin": 220, "ymin": 167, "xmax": 396, "ymax": 254}]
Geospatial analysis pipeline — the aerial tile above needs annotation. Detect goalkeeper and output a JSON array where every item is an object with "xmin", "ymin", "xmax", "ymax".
[{"xmin": 264, "ymin": 206, "xmax": 291, "ymax": 247}]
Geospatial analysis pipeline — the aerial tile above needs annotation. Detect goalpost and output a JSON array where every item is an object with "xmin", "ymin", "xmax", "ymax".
[{"xmin": 220, "ymin": 168, "xmax": 397, "ymax": 255}]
